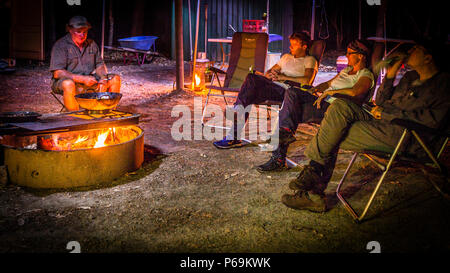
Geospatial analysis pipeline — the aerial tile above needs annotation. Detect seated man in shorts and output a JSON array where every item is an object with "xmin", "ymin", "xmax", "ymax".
[{"xmin": 50, "ymin": 16, "xmax": 120, "ymax": 111}]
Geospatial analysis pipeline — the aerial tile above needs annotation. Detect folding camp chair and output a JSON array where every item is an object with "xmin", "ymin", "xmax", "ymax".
[
  {"xmin": 201, "ymin": 32, "xmax": 269, "ymax": 134},
  {"xmin": 50, "ymin": 90, "xmax": 68, "ymax": 112},
  {"xmin": 256, "ymin": 40, "xmax": 326, "ymax": 164},
  {"xmin": 336, "ymin": 117, "xmax": 449, "ymax": 223}
]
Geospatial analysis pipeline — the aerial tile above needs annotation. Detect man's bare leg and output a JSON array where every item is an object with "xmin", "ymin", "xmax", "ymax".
[
  {"xmin": 108, "ymin": 74, "xmax": 121, "ymax": 93},
  {"xmin": 61, "ymin": 79, "xmax": 79, "ymax": 111}
]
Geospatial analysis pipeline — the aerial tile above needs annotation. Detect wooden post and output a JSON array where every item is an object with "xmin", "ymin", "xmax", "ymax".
[
  {"xmin": 108, "ymin": 0, "xmax": 114, "ymax": 47},
  {"xmin": 175, "ymin": 0, "xmax": 184, "ymax": 91}
]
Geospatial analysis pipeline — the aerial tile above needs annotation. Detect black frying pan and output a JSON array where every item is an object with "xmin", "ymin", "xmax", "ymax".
[{"xmin": 0, "ymin": 111, "xmax": 41, "ymax": 123}]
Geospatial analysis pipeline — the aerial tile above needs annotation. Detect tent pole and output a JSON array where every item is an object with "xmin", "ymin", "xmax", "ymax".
[
  {"xmin": 192, "ymin": 0, "xmax": 200, "ymax": 83},
  {"xmin": 358, "ymin": 0, "xmax": 362, "ymax": 39},
  {"xmin": 101, "ymin": 0, "xmax": 105, "ymax": 59},
  {"xmin": 188, "ymin": 0, "xmax": 193, "ymax": 61},
  {"xmin": 310, "ymin": 0, "xmax": 315, "ymax": 40}
]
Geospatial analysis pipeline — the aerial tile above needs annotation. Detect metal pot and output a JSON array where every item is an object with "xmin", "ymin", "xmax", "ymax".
[
  {"xmin": 0, "ymin": 111, "xmax": 41, "ymax": 123},
  {"xmin": 75, "ymin": 92, "xmax": 122, "ymax": 111}
]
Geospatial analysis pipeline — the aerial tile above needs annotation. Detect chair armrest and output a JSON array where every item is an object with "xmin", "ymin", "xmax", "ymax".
[
  {"xmin": 390, "ymin": 118, "xmax": 450, "ymax": 137},
  {"xmin": 209, "ymin": 67, "xmax": 226, "ymax": 75}
]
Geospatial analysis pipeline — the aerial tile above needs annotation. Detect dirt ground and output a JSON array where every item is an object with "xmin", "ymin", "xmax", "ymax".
[{"xmin": 0, "ymin": 54, "xmax": 449, "ymax": 253}]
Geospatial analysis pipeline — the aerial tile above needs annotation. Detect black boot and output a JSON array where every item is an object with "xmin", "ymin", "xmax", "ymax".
[{"xmin": 256, "ymin": 154, "xmax": 286, "ymax": 172}]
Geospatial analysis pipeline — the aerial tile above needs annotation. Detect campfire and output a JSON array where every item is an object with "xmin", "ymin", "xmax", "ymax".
[
  {"xmin": 37, "ymin": 126, "xmax": 140, "ymax": 151},
  {"xmin": 0, "ymin": 109, "xmax": 144, "ymax": 189}
]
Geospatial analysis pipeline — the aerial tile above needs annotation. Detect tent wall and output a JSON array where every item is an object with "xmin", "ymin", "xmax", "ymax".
[{"xmin": 180, "ymin": 0, "xmax": 292, "ymax": 62}]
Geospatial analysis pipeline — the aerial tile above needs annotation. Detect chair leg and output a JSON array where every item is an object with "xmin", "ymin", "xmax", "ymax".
[
  {"xmin": 411, "ymin": 130, "xmax": 444, "ymax": 172},
  {"xmin": 336, "ymin": 129, "xmax": 408, "ymax": 222},
  {"xmin": 50, "ymin": 92, "xmax": 67, "ymax": 112}
]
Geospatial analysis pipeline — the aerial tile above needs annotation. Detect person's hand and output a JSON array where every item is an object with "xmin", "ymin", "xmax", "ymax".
[
  {"xmin": 82, "ymin": 75, "xmax": 98, "ymax": 86},
  {"xmin": 273, "ymin": 74, "xmax": 286, "ymax": 82},
  {"xmin": 97, "ymin": 78, "xmax": 110, "ymax": 92},
  {"xmin": 313, "ymin": 90, "xmax": 332, "ymax": 109},
  {"xmin": 385, "ymin": 52, "xmax": 407, "ymax": 79},
  {"xmin": 308, "ymin": 86, "xmax": 320, "ymax": 96},
  {"xmin": 254, "ymin": 70, "xmax": 264, "ymax": 76},
  {"xmin": 370, "ymin": 105, "xmax": 383, "ymax": 119}
]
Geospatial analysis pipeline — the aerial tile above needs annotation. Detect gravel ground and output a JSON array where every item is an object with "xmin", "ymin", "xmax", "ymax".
[{"xmin": 0, "ymin": 55, "xmax": 449, "ymax": 253}]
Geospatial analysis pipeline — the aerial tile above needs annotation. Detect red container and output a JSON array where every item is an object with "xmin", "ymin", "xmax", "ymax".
[{"xmin": 243, "ymin": 20, "xmax": 265, "ymax": 33}]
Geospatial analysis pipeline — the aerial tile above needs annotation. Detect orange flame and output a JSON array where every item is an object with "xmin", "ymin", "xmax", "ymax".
[
  {"xmin": 38, "ymin": 126, "xmax": 139, "ymax": 151},
  {"xmin": 93, "ymin": 128, "xmax": 111, "ymax": 148}
]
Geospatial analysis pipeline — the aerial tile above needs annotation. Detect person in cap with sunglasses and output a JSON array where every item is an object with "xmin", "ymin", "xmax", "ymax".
[
  {"xmin": 50, "ymin": 16, "xmax": 121, "ymax": 111},
  {"xmin": 281, "ymin": 38, "xmax": 449, "ymax": 212},
  {"xmin": 256, "ymin": 39, "xmax": 374, "ymax": 172}
]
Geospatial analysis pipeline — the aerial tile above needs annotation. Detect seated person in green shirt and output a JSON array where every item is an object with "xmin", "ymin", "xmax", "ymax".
[
  {"xmin": 50, "ymin": 16, "xmax": 120, "ymax": 111},
  {"xmin": 281, "ymin": 38, "xmax": 449, "ymax": 213}
]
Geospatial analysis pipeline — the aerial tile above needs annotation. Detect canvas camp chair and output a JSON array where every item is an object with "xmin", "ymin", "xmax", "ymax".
[
  {"xmin": 336, "ymin": 116, "xmax": 449, "ymax": 223},
  {"xmin": 50, "ymin": 90, "xmax": 68, "ymax": 112},
  {"xmin": 255, "ymin": 40, "xmax": 326, "ymax": 164},
  {"xmin": 201, "ymin": 32, "xmax": 269, "ymax": 133}
]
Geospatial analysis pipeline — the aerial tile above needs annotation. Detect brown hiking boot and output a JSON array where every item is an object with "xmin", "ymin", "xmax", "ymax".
[
  {"xmin": 288, "ymin": 165, "xmax": 323, "ymax": 191},
  {"xmin": 281, "ymin": 191, "xmax": 327, "ymax": 212}
]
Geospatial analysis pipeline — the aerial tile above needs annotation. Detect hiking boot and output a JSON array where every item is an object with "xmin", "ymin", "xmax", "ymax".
[
  {"xmin": 213, "ymin": 138, "xmax": 244, "ymax": 149},
  {"xmin": 288, "ymin": 163, "xmax": 327, "ymax": 192},
  {"xmin": 281, "ymin": 191, "xmax": 326, "ymax": 212},
  {"xmin": 256, "ymin": 155, "xmax": 286, "ymax": 172},
  {"xmin": 288, "ymin": 165, "xmax": 321, "ymax": 191}
]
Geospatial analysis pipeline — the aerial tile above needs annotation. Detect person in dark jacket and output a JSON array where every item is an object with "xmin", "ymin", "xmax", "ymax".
[{"xmin": 281, "ymin": 38, "xmax": 450, "ymax": 212}]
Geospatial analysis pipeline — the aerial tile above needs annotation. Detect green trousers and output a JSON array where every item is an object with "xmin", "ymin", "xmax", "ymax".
[{"xmin": 304, "ymin": 98, "xmax": 406, "ymax": 166}]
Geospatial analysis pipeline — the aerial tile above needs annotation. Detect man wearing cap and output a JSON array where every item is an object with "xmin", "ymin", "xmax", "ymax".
[
  {"xmin": 50, "ymin": 16, "xmax": 120, "ymax": 111},
  {"xmin": 256, "ymin": 39, "xmax": 374, "ymax": 172},
  {"xmin": 281, "ymin": 38, "xmax": 449, "ymax": 212}
]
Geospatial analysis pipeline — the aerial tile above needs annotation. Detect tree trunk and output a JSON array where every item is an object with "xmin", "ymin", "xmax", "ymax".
[
  {"xmin": 108, "ymin": 0, "xmax": 114, "ymax": 46},
  {"xmin": 130, "ymin": 0, "xmax": 145, "ymax": 36}
]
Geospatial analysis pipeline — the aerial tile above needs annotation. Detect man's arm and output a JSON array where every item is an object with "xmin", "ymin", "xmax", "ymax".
[
  {"xmin": 53, "ymin": 70, "xmax": 98, "ymax": 86},
  {"xmin": 275, "ymin": 68, "xmax": 316, "ymax": 85},
  {"xmin": 313, "ymin": 76, "xmax": 372, "ymax": 108}
]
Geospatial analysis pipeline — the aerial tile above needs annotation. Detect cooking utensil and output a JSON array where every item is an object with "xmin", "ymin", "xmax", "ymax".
[
  {"xmin": 0, "ymin": 111, "xmax": 41, "ymax": 123},
  {"xmin": 75, "ymin": 92, "xmax": 122, "ymax": 111}
]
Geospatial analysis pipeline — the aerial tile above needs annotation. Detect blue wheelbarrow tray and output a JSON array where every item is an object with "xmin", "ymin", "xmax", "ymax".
[{"xmin": 118, "ymin": 36, "xmax": 158, "ymax": 51}]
